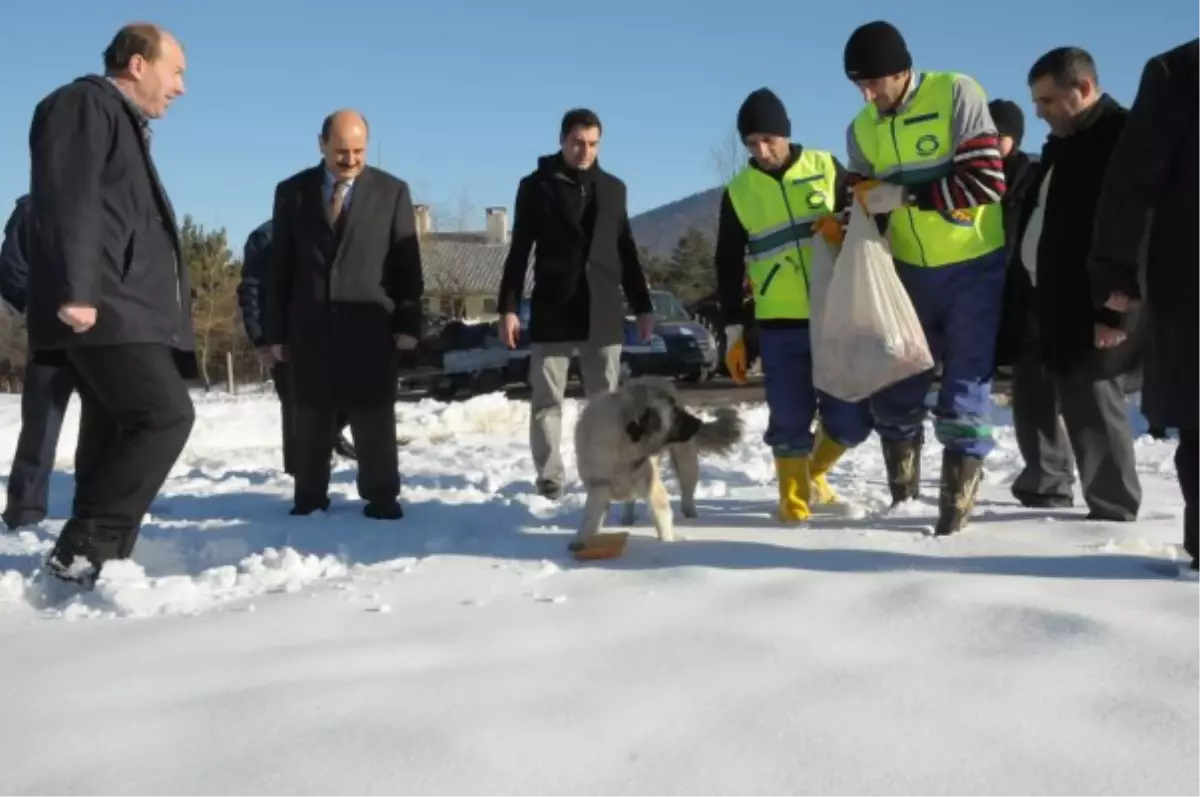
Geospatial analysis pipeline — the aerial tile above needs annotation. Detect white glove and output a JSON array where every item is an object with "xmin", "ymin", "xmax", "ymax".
[
  {"xmin": 724, "ymin": 324, "xmax": 743, "ymax": 347},
  {"xmin": 855, "ymin": 181, "xmax": 908, "ymax": 215}
]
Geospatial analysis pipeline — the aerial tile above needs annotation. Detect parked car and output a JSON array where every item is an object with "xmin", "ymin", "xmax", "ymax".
[{"xmin": 631, "ymin": 290, "xmax": 719, "ymax": 382}]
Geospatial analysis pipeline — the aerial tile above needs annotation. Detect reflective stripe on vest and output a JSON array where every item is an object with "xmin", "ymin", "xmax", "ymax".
[
  {"xmin": 851, "ymin": 71, "xmax": 1005, "ymax": 267},
  {"xmin": 726, "ymin": 149, "xmax": 838, "ymax": 321}
]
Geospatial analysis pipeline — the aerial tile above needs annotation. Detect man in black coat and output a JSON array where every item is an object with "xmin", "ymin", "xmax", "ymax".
[
  {"xmin": 990, "ymin": 99, "xmax": 1041, "ymax": 374},
  {"xmin": 1, "ymin": 195, "xmax": 79, "ymax": 531},
  {"xmin": 26, "ymin": 24, "xmax": 197, "ymax": 584},
  {"xmin": 236, "ymin": 220, "xmax": 354, "ymax": 475},
  {"xmin": 267, "ymin": 109, "xmax": 423, "ymax": 519},
  {"xmin": 1004, "ymin": 47, "xmax": 1142, "ymax": 520},
  {"xmin": 1088, "ymin": 39, "xmax": 1199, "ymax": 570},
  {"xmin": 496, "ymin": 108, "xmax": 654, "ymax": 499}
]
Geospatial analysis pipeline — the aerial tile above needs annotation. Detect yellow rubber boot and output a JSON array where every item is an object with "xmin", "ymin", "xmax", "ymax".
[
  {"xmin": 809, "ymin": 429, "xmax": 848, "ymax": 505},
  {"xmin": 775, "ymin": 457, "xmax": 812, "ymax": 523}
]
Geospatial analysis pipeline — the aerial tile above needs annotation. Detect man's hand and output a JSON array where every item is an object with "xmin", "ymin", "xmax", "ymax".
[
  {"xmin": 813, "ymin": 215, "xmax": 845, "ymax": 246},
  {"xmin": 1095, "ymin": 324, "xmax": 1127, "ymax": 349},
  {"xmin": 394, "ymin": 334, "xmax": 419, "ymax": 350},
  {"xmin": 256, "ymin": 346, "xmax": 277, "ymax": 367},
  {"xmin": 270, "ymin": 344, "xmax": 287, "ymax": 362},
  {"xmin": 57, "ymin": 303, "xmax": 96, "ymax": 333},
  {"xmin": 499, "ymin": 312, "xmax": 521, "ymax": 349},
  {"xmin": 724, "ymin": 324, "xmax": 748, "ymax": 385},
  {"xmin": 1104, "ymin": 291, "xmax": 1136, "ymax": 312},
  {"xmin": 636, "ymin": 312, "xmax": 655, "ymax": 343},
  {"xmin": 853, "ymin": 180, "xmax": 907, "ymax": 215}
]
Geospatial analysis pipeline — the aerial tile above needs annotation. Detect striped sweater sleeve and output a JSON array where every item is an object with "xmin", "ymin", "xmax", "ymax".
[{"xmin": 910, "ymin": 75, "xmax": 1007, "ymax": 212}]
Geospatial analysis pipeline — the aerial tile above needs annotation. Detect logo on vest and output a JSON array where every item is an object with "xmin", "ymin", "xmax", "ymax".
[
  {"xmin": 805, "ymin": 191, "xmax": 826, "ymax": 210},
  {"xmin": 940, "ymin": 208, "xmax": 974, "ymax": 227},
  {"xmin": 915, "ymin": 134, "xmax": 940, "ymax": 156}
]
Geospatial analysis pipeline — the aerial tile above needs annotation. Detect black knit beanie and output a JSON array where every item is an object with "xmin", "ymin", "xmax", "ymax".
[
  {"xmin": 737, "ymin": 88, "xmax": 791, "ymax": 139},
  {"xmin": 844, "ymin": 20, "xmax": 913, "ymax": 80},
  {"xmin": 988, "ymin": 99, "xmax": 1025, "ymax": 148}
]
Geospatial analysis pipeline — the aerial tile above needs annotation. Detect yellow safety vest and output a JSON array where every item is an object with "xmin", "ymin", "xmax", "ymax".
[
  {"xmin": 726, "ymin": 149, "xmax": 838, "ymax": 321},
  {"xmin": 850, "ymin": 70, "xmax": 1005, "ymax": 267}
]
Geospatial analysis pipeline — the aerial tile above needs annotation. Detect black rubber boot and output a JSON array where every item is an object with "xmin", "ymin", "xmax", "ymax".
[
  {"xmin": 881, "ymin": 438, "xmax": 922, "ymax": 506},
  {"xmin": 935, "ymin": 450, "xmax": 985, "ymax": 536}
]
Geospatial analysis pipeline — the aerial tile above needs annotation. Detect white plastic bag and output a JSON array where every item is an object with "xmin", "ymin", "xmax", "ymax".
[
  {"xmin": 806, "ymin": 232, "xmax": 838, "ymax": 339},
  {"xmin": 812, "ymin": 204, "xmax": 934, "ymax": 402}
]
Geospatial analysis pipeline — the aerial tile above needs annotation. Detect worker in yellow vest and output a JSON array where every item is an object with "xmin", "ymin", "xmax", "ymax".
[
  {"xmin": 842, "ymin": 21, "xmax": 1008, "ymax": 536},
  {"xmin": 716, "ymin": 88, "xmax": 873, "ymax": 522}
]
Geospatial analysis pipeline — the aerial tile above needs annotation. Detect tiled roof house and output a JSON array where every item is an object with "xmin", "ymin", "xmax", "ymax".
[{"xmin": 418, "ymin": 205, "xmax": 533, "ymax": 320}]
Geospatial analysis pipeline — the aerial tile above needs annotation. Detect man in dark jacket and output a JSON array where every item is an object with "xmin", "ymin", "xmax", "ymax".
[
  {"xmin": 496, "ymin": 108, "xmax": 655, "ymax": 499},
  {"xmin": 267, "ymin": 110, "xmax": 423, "ymax": 519},
  {"xmin": 236, "ymin": 220, "xmax": 354, "ymax": 475},
  {"xmin": 1088, "ymin": 39, "xmax": 1199, "ymax": 570},
  {"xmin": 26, "ymin": 24, "xmax": 197, "ymax": 585},
  {"xmin": 1005, "ymin": 47, "xmax": 1142, "ymax": 520},
  {"xmin": 1, "ymin": 195, "xmax": 79, "ymax": 531},
  {"xmin": 990, "ymin": 99, "xmax": 1041, "ymax": 373}
]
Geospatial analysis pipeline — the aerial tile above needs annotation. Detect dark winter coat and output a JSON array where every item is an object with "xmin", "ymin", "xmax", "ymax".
[
  {"xmin": 0, "ymin": 195, "xmax": 30, "ymax": 313},
  {"xmin": 1005, "ymin": 95, "xmax": 1142, "ymax": 379},
  {"xmin": 1088, "ymin": 39, "xmax": 1199, "ymax": 432},
  {"xmin": 25, "ymin": 75, "xmax": 195, "ymax": 374},
  {"xmin": 236, "ymin": 220, "xmax": 272, "ymax": 347},
  {"xmin": 497, "ymin": 153, "xmax": 653, "ymax": 345},
  {"xmin": 993, "ymin": 150, "xmax": 1040, "ymax": 369},
  {"xmin": 266, "ymin": 164, "xmax": 424, "ymax": 408}
]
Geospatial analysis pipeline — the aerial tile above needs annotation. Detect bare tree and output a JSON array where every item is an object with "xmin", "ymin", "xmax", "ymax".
[
  {"xmin": 711, "ymin": 125, "xmax": 746, "ymax": 184},
  {"xmin": 435, "ymin": 188, "xmax": 479, "ymax": 233},
  {"xmin": 0, "ymin": 304, "xmax": 27, "ymax": 392}
]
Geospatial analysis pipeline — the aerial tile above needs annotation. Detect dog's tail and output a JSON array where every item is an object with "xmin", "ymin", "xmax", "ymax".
[{"xmin": 693, "ymin": 406, "xmax": 743, "ymax": 454}]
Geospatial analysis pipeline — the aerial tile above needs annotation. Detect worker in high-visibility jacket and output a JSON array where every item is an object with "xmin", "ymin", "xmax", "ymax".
[
  {"xmin": 842, "ymin": 20, "xmax": 1008, "ymax": 536},
  {"xmin": 714, "ymin": 87, "xmax": 873, "ymax": 522}
]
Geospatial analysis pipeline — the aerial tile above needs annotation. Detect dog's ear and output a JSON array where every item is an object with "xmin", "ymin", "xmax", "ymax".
[
  {"xmin": 625, "ymin": 408, "xmax": 662, "ymax": 443},
  {"xmin": 666, "ymin": 408, "xmax": 703, "ymax": 443}
]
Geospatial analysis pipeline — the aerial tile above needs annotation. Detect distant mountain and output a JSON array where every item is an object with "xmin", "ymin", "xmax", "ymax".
[{"xmin": 630, "ymin": 186, "xmax": 723, "ymax": 258}]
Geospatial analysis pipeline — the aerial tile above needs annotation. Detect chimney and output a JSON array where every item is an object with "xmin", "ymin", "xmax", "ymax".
[
  {"xmin": 414, "ymin": 204, "xmax": 432, "ymax": 236},
  {"xmin": 485, "ymin": 206, "xmax": 509, "ymax": 245}
]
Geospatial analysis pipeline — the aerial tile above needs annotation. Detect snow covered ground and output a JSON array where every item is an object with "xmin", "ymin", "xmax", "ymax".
[{"xmin": 0, "ymin": 386, "xmax": 1195, "ymax": 795}]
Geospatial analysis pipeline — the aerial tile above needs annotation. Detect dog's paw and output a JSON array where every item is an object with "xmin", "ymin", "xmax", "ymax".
[{"xmin": 680, "ymin": 502, "xmax": 698, "ymax": 519}]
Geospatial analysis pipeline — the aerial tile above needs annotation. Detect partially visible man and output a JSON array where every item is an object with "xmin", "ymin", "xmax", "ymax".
[
  {"xmin": 496, "ymin": 108, "xmax": 655, "ymax": 500},
  {"xmin": 267, "ymin": 110, "xmax": 423, "ymax": 519},
  {"xmin": 1002, "ymin": 48, "xmax": 1142, "ymax": 521},
  {"xmin": 1088, "ymin": 38, "xmax": 1199, "ymax": 568},
  {"xmin": 27, "ymin": 23, "xmax": 196, "ymax": 584},
  {"xmin": 713, "ymin": 88, "xmax": 872, "ymax": 522},
  {"xmin": 990, "ymin": 99, "xmax": 1041, "ymax": 374},
  {"xmin": 842, "ymin": 20, "xmax": 1008, "ymax": 535},
  {"xmin": 236, "ymin": 219, "xmax": 354, "ymax": 476},
  {"xmin": 1, "ymin": 195, "xmax": 79, "ymax": 531}
]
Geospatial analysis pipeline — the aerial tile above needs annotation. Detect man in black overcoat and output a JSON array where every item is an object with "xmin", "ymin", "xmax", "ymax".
[
  {"xmin": 1088, "ymin": 39, "xmax": 1200, "ymax": 570},
  {"xmin": 26, "ymin": 23, "xmax": 197, "ymax": 585},
  {"xmin": 266, "ymin": 110, "xmax": 424, "ymax": 519},
  {"xmin": 0, "ymin": 194, "xmax": 79, "ymax": 531}
]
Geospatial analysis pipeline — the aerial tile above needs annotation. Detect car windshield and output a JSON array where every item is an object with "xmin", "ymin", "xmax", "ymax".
[{"xmin": 646, "ymin": 292, "xmax": 690, "ymax": 322}]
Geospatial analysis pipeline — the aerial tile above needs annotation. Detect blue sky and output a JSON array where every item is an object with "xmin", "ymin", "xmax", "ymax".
[{"xmin": 0, "ymin": 0, "xmax": 1194, "ymax": 254}]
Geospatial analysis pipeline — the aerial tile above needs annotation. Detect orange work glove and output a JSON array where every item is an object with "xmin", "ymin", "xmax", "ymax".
[
  {"xmin": 724, "ymin": 324, "xmax": 748, "ymax": 385},
  {"xmin": 812, "ymin": 215, "xmax": 845, "ymax": 246},
  {"xmin": 852, "ymin": 179, "xmax": 907, "ymax": 214}
]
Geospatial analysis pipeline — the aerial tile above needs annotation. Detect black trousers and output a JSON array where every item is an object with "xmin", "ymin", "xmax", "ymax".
[
  {"xmin": 271, "ymin": 362, "xmax": 352, "ymax": 475},
  {"xmin": 1011, "ymin": 315, "xmax": 1141, "ymax": 520},
  {"xmin": 49, "ymin": 344, "xmax": 195, "ymax": 569},
  {"xmin": 1178, "ymin": 429, "xmax": 1197, "ymax": 563},
  {"xmin": 3, "ymin": 358, "xmax": 77, "ymax": 529},
  {"xmin": 293, "ymin": 401, "xmax": 398, "ymax": 510}
]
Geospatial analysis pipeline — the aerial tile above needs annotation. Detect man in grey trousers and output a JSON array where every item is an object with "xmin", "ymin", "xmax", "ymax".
[{"xmin": 497, "ymin": 108, "xmax": 655, "ymax": 499}]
